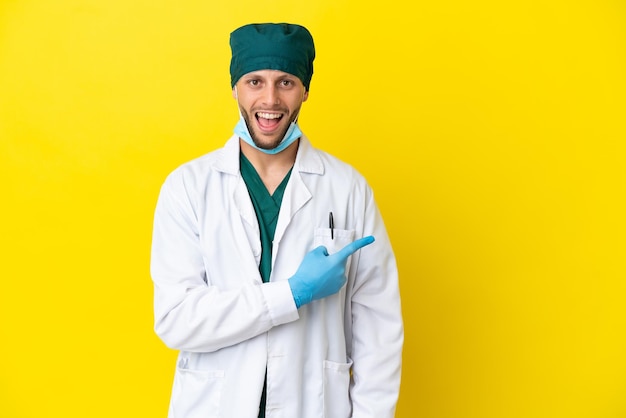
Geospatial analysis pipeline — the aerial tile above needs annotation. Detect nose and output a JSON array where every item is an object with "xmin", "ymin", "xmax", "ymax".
[{"xmin": 262, "ymin": 85, "xmax": 280, "ymax": 106}]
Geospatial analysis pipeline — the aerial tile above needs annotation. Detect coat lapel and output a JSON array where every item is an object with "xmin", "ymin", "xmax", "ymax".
[{"xmin": 273, "ymin": 136, "xmax": 324, "ymax": 246}]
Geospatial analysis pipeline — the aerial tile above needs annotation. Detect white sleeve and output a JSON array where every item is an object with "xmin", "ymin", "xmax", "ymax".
[
  {"xmin": 150, "ymin": 170, "xmax": 299, "ymax": 353},
  {"xmin": 349, "ymin": 190, "xmax": 404, "ymax": 417}
]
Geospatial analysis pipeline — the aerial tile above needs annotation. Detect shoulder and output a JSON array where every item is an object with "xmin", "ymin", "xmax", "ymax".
[
  {"xmin": 166, "ymin": 137, "xmax": 239, "ymax": 181},
  {"xmin": 298, "ymin": 136, "xmax": 364, "ymax": 178},
  {"xmin": 298, "ymin": 136, "xmax": 372, "ymax": 197},
  {"xmin": 161, "ymin": 136, "xmax": 239, "ymax": 191}
]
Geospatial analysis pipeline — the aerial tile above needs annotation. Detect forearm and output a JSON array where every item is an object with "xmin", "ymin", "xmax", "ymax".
[
  {"xmin": 153, "ymin": 279, "xmax": 298, "ymax": 352},
  {"xmin": 349, "ymin": 289, "xmax": 403, "ymax": 417}
]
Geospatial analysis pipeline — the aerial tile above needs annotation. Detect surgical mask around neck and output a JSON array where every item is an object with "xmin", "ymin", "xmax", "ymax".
[{"xmin": 234, "ymin": 116, "xmax": 302, "ymax": 155}]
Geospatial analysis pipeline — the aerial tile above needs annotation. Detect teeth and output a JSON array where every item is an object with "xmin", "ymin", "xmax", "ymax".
[{"xmin": 257, "ymin": 112, "xmax": 282, "ymax": 120}]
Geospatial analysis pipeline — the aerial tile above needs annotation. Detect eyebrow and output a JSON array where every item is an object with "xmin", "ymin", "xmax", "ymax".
[{"xmin": 243, "ymin": 72, "xmax": 297, "ymax": 81}]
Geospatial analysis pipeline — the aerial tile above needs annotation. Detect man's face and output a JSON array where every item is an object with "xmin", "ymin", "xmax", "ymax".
[{"xmin": 233, "ymin": 70, "xmax": 309, "ymax": 150}]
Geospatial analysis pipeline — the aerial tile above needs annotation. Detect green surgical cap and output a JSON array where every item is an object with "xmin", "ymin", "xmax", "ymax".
[{"xmin": 229, "ymin": 23, "xmax": 315, "ymax": 91}]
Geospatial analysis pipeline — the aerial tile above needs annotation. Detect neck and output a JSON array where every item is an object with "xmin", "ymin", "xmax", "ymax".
[{"xmin": 240, "ymin": 138, "xmax": 299, "ymax": 194}]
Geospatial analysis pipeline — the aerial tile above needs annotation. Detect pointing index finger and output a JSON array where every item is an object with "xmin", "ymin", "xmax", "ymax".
[{"xmin": 335, "ymin": 235, "xmax": 375, "ymax": 260}]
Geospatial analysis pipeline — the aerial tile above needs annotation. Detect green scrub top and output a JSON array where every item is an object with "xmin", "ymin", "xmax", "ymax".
[
  {"xmin": 240, "ymin": 152, "xmax": 292, "ymax": 282},
  {"xmin": 240, "ymin": 152, "xmax": 293, "ymax": 418}
]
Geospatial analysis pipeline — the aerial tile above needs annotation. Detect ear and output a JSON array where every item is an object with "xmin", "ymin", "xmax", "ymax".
[
  {"xmin": 232, "ymin": 87, "xmax": 238, "ymax": 100},
  {"xmin": 302, "ymin": 90, "xmax": 309, "ymax": 102}
]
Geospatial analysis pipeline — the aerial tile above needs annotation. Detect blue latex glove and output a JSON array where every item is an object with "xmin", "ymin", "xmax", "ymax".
[{"xmin": 288, "ymin": 236, "xmax": 375, "ymax": 308}]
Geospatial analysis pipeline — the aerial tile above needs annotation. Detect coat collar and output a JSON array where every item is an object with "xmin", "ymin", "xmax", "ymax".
[{"xmin": 214, "ymin": 134, "xmax": 325, "ymax": 176}]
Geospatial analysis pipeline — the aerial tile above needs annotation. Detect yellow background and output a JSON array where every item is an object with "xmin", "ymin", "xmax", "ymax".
[{"xmin": 1, "ymin": 0, "xmax": 625, "ymax": 417}]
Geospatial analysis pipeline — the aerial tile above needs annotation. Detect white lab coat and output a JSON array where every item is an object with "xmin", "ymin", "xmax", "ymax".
[{"xmin": 151, "ymin": 135, "xmax": 403, "ymax": 418}]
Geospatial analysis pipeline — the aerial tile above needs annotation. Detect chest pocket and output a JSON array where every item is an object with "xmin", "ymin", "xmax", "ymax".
[{"xmin": 314, "ymin": 227, "xmax": 356, "ymax": 273}]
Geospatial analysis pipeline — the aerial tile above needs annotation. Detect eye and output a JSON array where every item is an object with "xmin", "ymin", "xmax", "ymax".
[
  {"xmin": 247, "ymin": 79, "xmax": 260, "ymax": 86},
  {"xmin": 279, "ymin": 79, "xmax": 294, "ymax": 88}
]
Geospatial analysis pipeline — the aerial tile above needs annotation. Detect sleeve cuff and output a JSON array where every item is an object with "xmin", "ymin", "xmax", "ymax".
[{"xmin": 261, "ymin": 281, "xmax": 300, "ymax": 325}]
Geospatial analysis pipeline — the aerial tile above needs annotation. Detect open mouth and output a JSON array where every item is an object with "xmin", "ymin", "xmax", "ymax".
[{"xmin": 255, "ymin": 112, "xmax": 284, "ymax": 132}]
